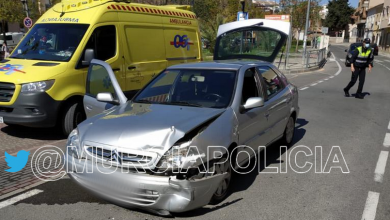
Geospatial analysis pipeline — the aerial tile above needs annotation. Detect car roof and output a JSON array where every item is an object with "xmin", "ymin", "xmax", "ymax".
[{"xmin": 167, "ymin": 61, "xmax": 271, "ymax": 71}]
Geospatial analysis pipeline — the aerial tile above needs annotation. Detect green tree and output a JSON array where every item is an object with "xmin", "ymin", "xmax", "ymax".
[
  {"xmin": 0, "ymin": 0, "xmax": 25, "ymax": 39},
  {"xmin": 200, "ymin": 13, "xmax": 227, "ymax": 54},
  {"xmin": 280, "ymin": 0, "xmax": 321, "ymax": 52},
  {"xmin": 324, "ymin": 0, "xmax": 354, "ymax": 34}
]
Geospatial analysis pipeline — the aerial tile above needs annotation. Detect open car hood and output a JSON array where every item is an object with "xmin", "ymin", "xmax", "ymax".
[{"xmin": 214, "ymin": 19, "xmax": 290, "ymax": 63}]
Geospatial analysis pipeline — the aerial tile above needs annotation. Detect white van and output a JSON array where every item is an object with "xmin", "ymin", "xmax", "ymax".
[{"xmin": 0, "ymin": 32, "xmax": 25, "ymax": 47}]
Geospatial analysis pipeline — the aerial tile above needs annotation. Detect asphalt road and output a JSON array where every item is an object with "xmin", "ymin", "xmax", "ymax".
[{"xmin": 1, "ymin": 44, "xmax": 390, "ymax": 220}]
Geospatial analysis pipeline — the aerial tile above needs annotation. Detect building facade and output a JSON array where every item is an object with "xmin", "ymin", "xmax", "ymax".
[
  {"xmin": 365, "ymin": 0, "xmax": 384, "ymax": 44},
  {"xmin": 379, "ymin": 0, "xmax": 390, "ymax": 54},
  {"xmin": 353, "ymin": 0, "xmax": 369, "ymax": 42}
]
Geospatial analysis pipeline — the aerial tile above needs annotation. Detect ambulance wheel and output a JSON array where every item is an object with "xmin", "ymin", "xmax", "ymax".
[{"xmin": 61, "ymin": 102, "xmax": 85, "ymax": 136}]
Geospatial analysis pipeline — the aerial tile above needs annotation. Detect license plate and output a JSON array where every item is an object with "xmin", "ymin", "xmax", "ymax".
[{"xmin": 0, "ymin": 117, "xmax": 3, "ymax": 124}]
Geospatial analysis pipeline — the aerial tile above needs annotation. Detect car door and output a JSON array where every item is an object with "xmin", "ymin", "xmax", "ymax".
[
  {"xmin": 214, "ymin": 19, "xmax": 289, "ymax": 63},
  {"xmin": 257, "ymin": 65, "xmax": 291, "ymax": 144},
  {"xmin": 84, "ymin": 59, "xmax": 127, "ymax": 118},
  {"xmin": 78, "ymin": 25, "xmax": 125, "ymax": 90},
  {"xmin": 235, "ymin": 67, "xmax": 269, "ymax": 163}
]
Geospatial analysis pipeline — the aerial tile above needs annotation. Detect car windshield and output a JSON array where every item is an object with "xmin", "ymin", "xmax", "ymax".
[
  {"xmin": 10, "ymin": 24, "xmax": 89, "ymax": 62},
  {"xmin": 134, "ymin": 69, "xmax": 237, "ymax": 108}
]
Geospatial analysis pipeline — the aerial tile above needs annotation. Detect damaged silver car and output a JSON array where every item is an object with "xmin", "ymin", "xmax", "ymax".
[{"xmin": 64, "ymin": 19, "xmax": 299, "ymax": 215}]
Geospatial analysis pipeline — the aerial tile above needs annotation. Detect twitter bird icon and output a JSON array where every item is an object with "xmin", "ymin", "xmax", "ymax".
[{"xmin": 4, "ymin": 150, "xmax": 30, "ymax": 173}]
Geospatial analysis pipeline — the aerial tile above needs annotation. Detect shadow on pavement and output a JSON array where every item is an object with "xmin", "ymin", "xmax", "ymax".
[
  {"xmin": 1, "ymin": 125, "xmax": 64, "ymax": 140},
  {"xmin": 14, "ymin": 179, "xmax": 109, "ymax": 205},
  {"xmin": 174, "ymin": 118, "xmax": 308, "ymax": 218}
]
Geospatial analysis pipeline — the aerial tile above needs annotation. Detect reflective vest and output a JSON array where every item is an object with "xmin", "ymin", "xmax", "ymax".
[{"xmin": 354, "ymin": 46, "xmax": 372, "ymax": 67}]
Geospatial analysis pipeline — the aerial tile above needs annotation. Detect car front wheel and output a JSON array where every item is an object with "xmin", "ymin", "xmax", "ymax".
[{"xmin": 209, "ymin": 154, "xmax": 233, "ymax": 205}]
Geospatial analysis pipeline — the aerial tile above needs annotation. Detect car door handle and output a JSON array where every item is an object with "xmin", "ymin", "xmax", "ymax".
[
  {"xmin": 128, "ymin": 66, "xmax": 136, "ymax": 70},
  {"xmin": 112, "ymin": 68, "xmax": 120, "ymax": 72},
  {"xmin": 85, "ymin": 105, "xmax": 92, "ymax": 111},
  {"xmin": 265, "ymin": 112, "xmax": 270, "ymax": 118}
]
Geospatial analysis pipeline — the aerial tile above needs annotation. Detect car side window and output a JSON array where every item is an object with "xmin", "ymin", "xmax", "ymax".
[
  {"xmin": 86, "ymin": 63, "xmax": 117, "ymax": 99},
  {"xmin": 241, "ymin": 68, "xmax": 260, "ymax": 105},
  {"xmin": 78, "ymin": 25, "xmax": 116, "ymax": 68},
  {"xmin": 257, "ymin": 66, "xmax": 283, "ymax": 99}
]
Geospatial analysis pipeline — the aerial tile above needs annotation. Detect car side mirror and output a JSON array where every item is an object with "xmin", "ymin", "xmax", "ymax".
[
  {"xmin": 82, "ymin": 49, "xmax": 95, "ymax": 66},
  {"xmin": 243, "ymin": 97, "xmax": 264, "ymax": 110},
  {"xmin": 97, "ymin": 92, "xmax": 119, "ymax": 105}
]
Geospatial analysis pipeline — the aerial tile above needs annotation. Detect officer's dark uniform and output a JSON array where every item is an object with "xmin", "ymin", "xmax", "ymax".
[{"xmin": 344, "ymin": 42, "xmax": 374, "ymax": 99}]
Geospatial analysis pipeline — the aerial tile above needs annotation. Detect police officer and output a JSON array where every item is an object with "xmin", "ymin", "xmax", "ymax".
[{"xmin": 344, "ymin": 38, "xmax": 374, "ymax": 99}]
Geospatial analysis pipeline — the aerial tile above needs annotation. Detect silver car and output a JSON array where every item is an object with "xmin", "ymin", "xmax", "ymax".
[{"xmin": 64, "ymin": 19, "xmax": 299, "ymax": 215}]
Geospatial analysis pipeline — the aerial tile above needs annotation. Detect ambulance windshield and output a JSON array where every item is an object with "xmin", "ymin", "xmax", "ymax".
[{"xmin": 10, "ymin": 23, "xmax": 89, "ymax": 62}]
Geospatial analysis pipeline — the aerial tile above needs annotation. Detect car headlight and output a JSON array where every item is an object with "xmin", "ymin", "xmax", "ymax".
[
  {"xmin": 156, "ymin": 141, "xmax": 203, "ymax": 171},
  {"xmin": 66, "ymin": 129, "xmax": 81, "ymax": 158},
  {"xmin": 21, "ymin": 80, "xmax": 55, "ymax": 93}
]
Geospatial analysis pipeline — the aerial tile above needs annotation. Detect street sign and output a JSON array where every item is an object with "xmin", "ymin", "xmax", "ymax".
[
  {"xmin": 23, "ymin": 17, "xmax": 33, "ymax": 28},
  {"xmin": 237, "ymin": 12, "xmax": 249, "ymax": 21},
  {"xmin": 265, "ymin": 15, "xmax": 290, "ymax": 22},
  {"xmin": 321, "ymin": 27, "xmax": 329, "ymax": 34}
]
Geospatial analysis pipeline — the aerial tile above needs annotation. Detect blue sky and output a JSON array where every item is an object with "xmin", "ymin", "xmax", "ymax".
[{"xmin": 320, "ymin": 0, "xmax": 359, "ymax": 7}]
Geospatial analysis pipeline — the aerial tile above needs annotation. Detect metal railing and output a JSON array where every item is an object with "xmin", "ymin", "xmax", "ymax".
[
  {"xmin": 303, "ymin": 48, "xmax": 327, "ymax": 68},
  {"xmin": 275, "ymin": 48, "xmax": 327, "ymax": 71}
]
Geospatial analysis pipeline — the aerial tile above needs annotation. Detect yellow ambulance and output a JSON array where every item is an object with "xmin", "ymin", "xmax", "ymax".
[{"xmin": 0, "ymin": 0, "xmax": 202, "ymax": 135}]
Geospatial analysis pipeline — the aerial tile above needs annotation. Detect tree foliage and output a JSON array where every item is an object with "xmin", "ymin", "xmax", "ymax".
[
  {"xmin": 0, "ymin": 0, "xmax": 25, "ymax": 23},
  {"xmin": 323, "ymin": 0, "xmax": 354, "ymax": 32}
]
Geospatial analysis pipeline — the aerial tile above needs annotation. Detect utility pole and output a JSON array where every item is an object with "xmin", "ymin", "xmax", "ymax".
[
  {"xmin": 302, "ymin": 0, "xmax": 311, "ymax": 66},
  {"xmin": 240, "ymin": 0, "xmax": 246, "ymax": 12},
  {"xmin": 21, "ymin": 0, "xmax": 30, "ymax": 18}
]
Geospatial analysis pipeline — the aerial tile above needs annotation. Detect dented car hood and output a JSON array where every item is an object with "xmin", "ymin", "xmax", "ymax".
[{"xmin": 79, "ymin": 102, "xmax": 225, "ymax": 153}]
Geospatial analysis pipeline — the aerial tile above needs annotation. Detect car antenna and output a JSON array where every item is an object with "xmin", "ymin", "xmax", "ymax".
[{"xmin": 60, "ymin": 2, "xmax": 65, "ymax": 17}]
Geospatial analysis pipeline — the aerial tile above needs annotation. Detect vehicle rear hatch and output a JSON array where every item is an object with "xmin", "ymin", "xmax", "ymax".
[{"xmin": 214, "ymin": 19, "xmax": 290, "ymax": 63}]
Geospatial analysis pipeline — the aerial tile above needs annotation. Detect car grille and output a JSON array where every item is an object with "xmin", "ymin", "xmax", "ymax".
[
  {"xmin": 85, "ymin": 145, "xmax": 154, "ymax": 164},
  {"xmin": 0, "ymin": 82, "xmax": 15, "ymax": 102}
]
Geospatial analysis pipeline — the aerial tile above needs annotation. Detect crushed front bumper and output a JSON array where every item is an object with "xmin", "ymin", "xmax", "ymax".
[{"xmin": 65, "ymin": 153, "xmax": 226, "ymax": 214}]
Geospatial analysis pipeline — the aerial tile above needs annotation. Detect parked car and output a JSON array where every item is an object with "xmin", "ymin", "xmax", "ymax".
[
  {"xmin": 65, "ymin": 19, "xmax": 299, "ymax": 215},
  {"xmin": 345, "ymin": 42, "xmax": 378, "ymax": 67},
  {"xmin": 0, "ymin": 1, "xmax": 202, "ymax": 136}
]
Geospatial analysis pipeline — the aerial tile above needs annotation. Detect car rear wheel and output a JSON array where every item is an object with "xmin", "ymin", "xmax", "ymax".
[
  {"xmin": 282, "ymin": 116, "xmax": 295, "ymax": 146},
  {"xmin": 61, "ymin": 102, "xmax": 85, "ymax": 136}
]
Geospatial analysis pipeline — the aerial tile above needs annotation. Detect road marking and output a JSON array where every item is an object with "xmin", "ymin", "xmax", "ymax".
[
  {"xmin": 324, "ymin": 78, "xmax": 329, "ymax": 81},
  {"xmin": 340, "ymin": 59, "xmax": 346, "ymax": 62},
  {"xmin": 388, "ymin": 121, "xmax": 390, "ymax": 130},
  {"xmin": 329, "ymin": 58, "xmax": 335, "ymax": 61},
  {"xmin": 384, "ymin": 133, "xmax": 390, "ymax": 147},
  {"xmin": 318, "ymin": 81, "xmax": 324, "ymax": 83},
  {"xmin": 0, "ymin": 189, "xmax": 43, "ymax": 209},
  {"xmin": 331, "ymin": 52, "xmax": 342, "ymax": 77},
  {"xmin": 329, "ymin": 76, "xmax": 334, "ymax": 78},
  {"xmin": 375, "ymin": 60, "xmax": 383, "ymax": 63},
  {"xmin": 385, "ymin": 60, "xmax": 390, "ymax": 63},
  {"xmin": 376, "ymin": 62, "xmax": 390, "ymax": 71},
  {"xmin": 310, "ymin": 83, "xmax": 318, "ymax": 86},
  {"xmin": 374, "ymin": 151, "xmax": 389, "ymax": 183},
  {"xmin": 361, "ymin": 191, "xmax": 380, "ymax": 220},
  {"xmin": 300, "ymin": 87, "xmax": 309, "ymax": 91}
]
